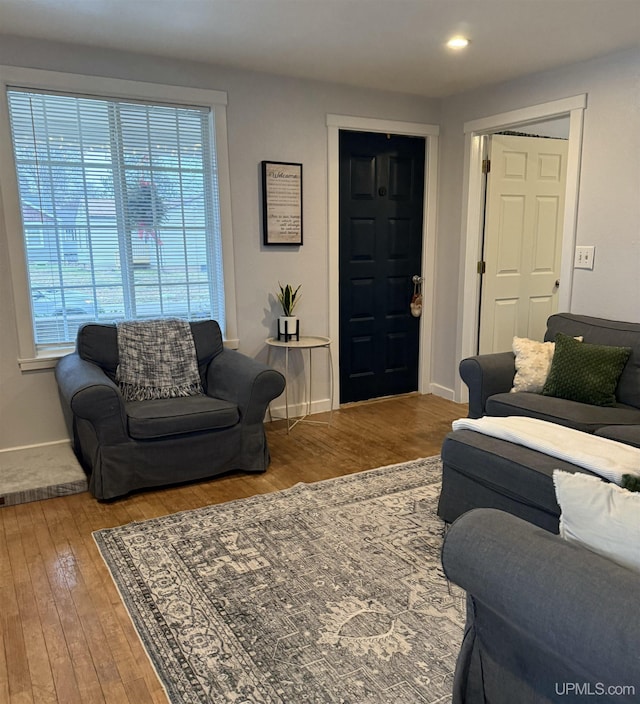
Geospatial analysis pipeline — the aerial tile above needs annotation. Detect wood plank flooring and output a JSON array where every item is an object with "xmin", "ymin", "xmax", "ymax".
[{"xmin": 0, "ymin": 394, "xmax": 466, "ymax": 704}]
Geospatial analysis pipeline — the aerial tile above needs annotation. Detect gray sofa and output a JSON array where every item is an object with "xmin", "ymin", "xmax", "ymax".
[
  {"xmin": 56, "ymin": 320, "xmax": 285, "ymax": 500},
  {"xmin": 438, "ymin": 314, "xmax": 640, "ymax": 531},
  {"xmin": 442, "ymin": 508, "xmax": 640, "ymax": 704},
  {"xmin": 461, "ymin": 313, "xmax": 640, "ymax": 433}
]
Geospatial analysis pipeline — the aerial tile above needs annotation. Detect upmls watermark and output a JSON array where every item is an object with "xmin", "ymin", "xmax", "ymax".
[{"xmin": 555, "ymin": 682, "xmax": 636, "ymax": 697}]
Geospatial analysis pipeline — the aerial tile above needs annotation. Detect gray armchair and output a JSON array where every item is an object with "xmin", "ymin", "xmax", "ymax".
[
  {"xmin": 442, "ymin": 509, "xmax": 640, "ymax": 704},
  {"xmin": 55, "ymin": 320, "xmax": 285, "ymax": 500}
]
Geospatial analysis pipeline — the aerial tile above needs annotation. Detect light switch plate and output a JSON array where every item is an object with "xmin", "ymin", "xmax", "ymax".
[{"xmin": 574, "ymin": 245, "xmax": 595, "ymax": 270}]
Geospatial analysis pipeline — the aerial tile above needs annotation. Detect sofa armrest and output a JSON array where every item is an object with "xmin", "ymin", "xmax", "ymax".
[
  {"xmin": 55, "ymin": 352, "xmax": 128, "ymax": 443},
  {"xmin": 442, "ymin": 509, "xmax": 640, "ymax": 692},
  {"xmin": 206, "ymin": 349, "xmax": 285, "ymax": 423},
  {"xmin": 459, "ymin": 351, "xmax": 515, "ymax": 418}
]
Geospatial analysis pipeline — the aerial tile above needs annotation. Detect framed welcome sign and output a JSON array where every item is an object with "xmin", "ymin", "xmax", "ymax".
[{"xmin": 261, "ymin": 161, "xmax": 303, "ymax": 246}]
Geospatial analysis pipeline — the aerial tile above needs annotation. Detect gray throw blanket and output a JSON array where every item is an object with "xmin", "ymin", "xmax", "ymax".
[{"xmin": 116, "ymin": 318, "xmax": 203, "ymax": 402}]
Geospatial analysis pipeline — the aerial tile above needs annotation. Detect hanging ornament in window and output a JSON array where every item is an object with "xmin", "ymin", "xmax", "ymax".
[{"xmin": 127, "ymin": 178, "xmax": 167, "ymax": 245}]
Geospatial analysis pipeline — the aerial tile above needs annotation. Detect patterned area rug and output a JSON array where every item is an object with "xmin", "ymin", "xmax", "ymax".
[{"xmin": 94, "ymin": 457, "xmax": 465, "ymax": 703}]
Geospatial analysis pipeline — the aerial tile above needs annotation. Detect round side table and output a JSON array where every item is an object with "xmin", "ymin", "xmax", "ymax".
[{"xmin": 266, "ymin": 336, "xmax": 334, "ymax": 433}]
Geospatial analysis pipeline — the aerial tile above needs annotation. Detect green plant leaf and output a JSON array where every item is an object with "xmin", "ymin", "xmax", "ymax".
[{"xmin": 277, "ymin": 282, "xmax": 301, "ymax": 316}]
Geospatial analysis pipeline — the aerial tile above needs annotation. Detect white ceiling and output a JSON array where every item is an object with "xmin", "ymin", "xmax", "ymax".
[{"xmin": 1, "ymin": 0, "xmax": 639, "ymax": 97}]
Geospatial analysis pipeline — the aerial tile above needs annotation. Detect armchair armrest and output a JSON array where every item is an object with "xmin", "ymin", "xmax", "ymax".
[
  {"xmin": 206, "ymin": 349, "xmax": 285, "ymax": 423},
  {"xmin": 459, "ymin": 351, "xmax": 515, "ymax": 418},
  {"xmin": 442, "ymin": 509, "xmax": 640, "ymax": 694},
  {"xmin": 55, "ymin": 352, "xmax": 128, "ymax": 443}
]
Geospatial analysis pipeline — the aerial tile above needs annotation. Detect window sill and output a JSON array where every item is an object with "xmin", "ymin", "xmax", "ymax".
[
  {"xmin": 18, "ymin": 338, "xmax": 240, "ymax": 372},
  {"xmin": 18, "ymin": 347, "xmax": 74, "ymax": 371}
]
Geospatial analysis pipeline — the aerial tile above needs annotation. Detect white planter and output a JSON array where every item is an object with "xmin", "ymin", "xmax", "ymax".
[{"xmin": 278, "ymin": 316, "xmax": 299, "ymax": 340}]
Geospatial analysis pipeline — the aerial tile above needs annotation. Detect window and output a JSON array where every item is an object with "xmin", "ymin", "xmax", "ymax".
[{"xmin": 0, "ymin": 69, "xmax": 235, "ymax": 364}]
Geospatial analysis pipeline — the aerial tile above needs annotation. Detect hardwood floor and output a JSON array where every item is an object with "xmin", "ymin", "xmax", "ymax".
[{"xmin": 0, "ymin": 394, "xmax": 465, "ymax": 704}]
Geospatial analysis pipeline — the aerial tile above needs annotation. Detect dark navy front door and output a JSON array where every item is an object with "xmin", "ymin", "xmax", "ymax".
[{"xmin": 339, "ymin": 130, "xmax": 425, "ymax": 403}]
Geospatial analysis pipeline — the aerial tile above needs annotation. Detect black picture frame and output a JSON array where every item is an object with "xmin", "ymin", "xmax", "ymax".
[{"xmin": 261, "ymin": 161, "xmax": 303, "ymax": 246}]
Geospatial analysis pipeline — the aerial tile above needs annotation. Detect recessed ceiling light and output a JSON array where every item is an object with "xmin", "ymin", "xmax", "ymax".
[{"xmin": 447, "ymin": 36, "xmax": 470, "ymax": 50}]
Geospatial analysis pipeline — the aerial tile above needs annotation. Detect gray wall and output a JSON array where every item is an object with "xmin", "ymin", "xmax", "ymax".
[
  {"xmin": 1, "ymin": 37, "xmax": 639, "ymax": 450},
  {"xmin": 0, "ymin": 36, "xmax": 440, "ymax": 449}
]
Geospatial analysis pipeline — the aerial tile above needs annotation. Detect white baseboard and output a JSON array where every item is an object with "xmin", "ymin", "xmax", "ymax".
[
  {"xmin": 0, "ymin": 438, "xmax": 71, "ymax": 454},
  {"xmin": 268, "ymin": 397, "xmax": 332, "ymax": 420},
  {"xmin": 429, "ymin": 383, "xmax": 456, "ymax": 402}
]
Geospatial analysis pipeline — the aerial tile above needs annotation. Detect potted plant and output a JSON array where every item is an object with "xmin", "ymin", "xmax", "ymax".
[{"xmin": 277, "ymin": 283, "xmax": 301, "ymax": 340}]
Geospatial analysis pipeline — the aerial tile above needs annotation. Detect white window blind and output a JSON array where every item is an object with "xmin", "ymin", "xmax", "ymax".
[{"xmin": 7, "ymin": 88, "xmax": 226, "ymax": 349}]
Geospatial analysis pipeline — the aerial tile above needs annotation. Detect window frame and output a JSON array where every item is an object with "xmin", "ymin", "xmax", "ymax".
[{"xmin": 0, "ymin": 66, "xmax": 238, "ymax": 370}]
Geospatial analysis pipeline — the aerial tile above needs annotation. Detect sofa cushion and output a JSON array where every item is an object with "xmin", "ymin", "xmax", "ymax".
[
  {"xmin": 486, "ymin": 391, "xmax": 640, "ymax": 433},
  {"xmin": 594, "ymin": 424, "xmax": 640, "ymax": 449},
  {"xmin": 542, "ymin": 333, "xmax": 631, "ymax": 406},
  {"xmin": 438, "ymin": 429, "xmax": 604, "ymax": 532},
  {"xmin": 126, "ymin": 395, "xmax": 239, "ymax": 439},
  {"xmin": 545, "ymin": 313, "xmax": 640, "ymax": 409}
]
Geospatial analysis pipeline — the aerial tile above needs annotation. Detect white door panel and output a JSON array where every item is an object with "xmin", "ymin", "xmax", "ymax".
[
  {"xmin": 528, "ymin": 296, "xmax": 554, "ymax": 338},
  {"xmin": 492, "ymin": 299, "xmax": 518, "ymax": 352}
]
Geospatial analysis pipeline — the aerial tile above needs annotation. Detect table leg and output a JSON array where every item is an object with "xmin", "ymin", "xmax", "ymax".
[
  {"xmin": 308, "ymin": 347, "xmax": 313, "ymax": 419},
  {"xmin": 267, "ymin": 346, "xmax": 274, "ymax": 423},
  {"xmin": 285, "ymin": 345, "xmax": 290, "ymax": 434},
  {"xmin": 327, "ymin": 343, "xmax": 334, "ymax": 426}
]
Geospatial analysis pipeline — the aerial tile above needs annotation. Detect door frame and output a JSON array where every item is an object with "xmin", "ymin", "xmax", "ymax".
[
  {"xmin": 327, "ymin": 114, "xmax": 440, "ymax": 409},
  {"xmin": 456, "ymin": 94, "xmax": 587, "ymax": 402}
]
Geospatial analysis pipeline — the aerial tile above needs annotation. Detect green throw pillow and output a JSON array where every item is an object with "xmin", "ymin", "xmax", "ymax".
[{"xmin": 542, "ymin": 332, "xmax": 631, "ymax": 406}]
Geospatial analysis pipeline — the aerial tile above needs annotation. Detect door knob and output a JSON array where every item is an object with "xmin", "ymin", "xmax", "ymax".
[{"xmin": 555, "ymin": 279, "xmax": 560, "ymax": 288}]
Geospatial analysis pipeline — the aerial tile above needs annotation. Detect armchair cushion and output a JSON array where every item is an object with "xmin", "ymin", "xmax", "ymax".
[{"xmin": 126, "ymin": 396, "xmax": 240, "ymax": 440}]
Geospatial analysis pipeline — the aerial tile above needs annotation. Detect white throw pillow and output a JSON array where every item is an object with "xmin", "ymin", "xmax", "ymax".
[
  {"xmin": 553, "ymin": 469, "xmax": 640, "ymax": 573},
  {"xmin": 511, "ymin": 337, "xmax": 556, "ymax": 393}
]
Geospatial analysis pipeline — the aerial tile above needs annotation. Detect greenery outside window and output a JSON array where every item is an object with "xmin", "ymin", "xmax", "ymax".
[{"xmin": 0, "ymin": 69, "xmax": 236, "ymax": 367}]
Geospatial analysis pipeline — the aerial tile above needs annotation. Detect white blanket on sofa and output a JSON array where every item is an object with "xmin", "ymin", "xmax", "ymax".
[{"xmin": 452, "ymin": 416, "xmax": 640, "ymax": 485}]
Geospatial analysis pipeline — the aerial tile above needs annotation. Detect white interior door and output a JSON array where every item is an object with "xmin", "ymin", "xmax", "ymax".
[{"xmin": 479, "ymin": 133, "xmax": 568, "ymax": 353}]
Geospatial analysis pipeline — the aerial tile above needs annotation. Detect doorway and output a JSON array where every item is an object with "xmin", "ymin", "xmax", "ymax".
[
  {"xmin": 457, "ymin": 94, "xmax": 587, "ymax": 401},
  {"xmin": 338, "ymin": 130, "xmax": 425, "ymax": 403},
  {"xmin": 478, "ymin": 131, "xmax": 569, "ymax": 353},
  {"xmin": 327, "ymin": 114, "xmax": 440, "ymax": 409}
]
